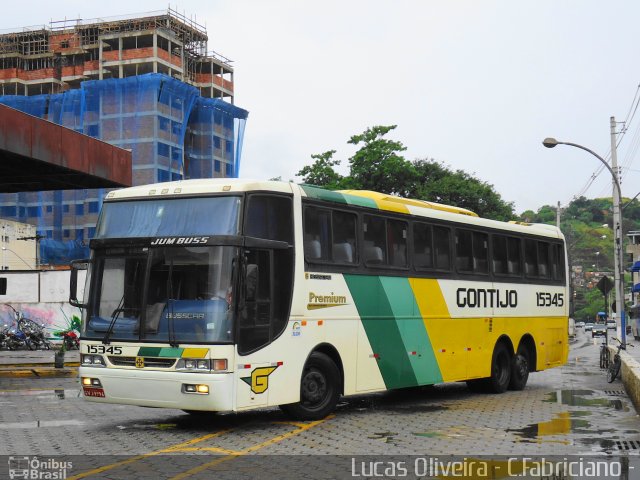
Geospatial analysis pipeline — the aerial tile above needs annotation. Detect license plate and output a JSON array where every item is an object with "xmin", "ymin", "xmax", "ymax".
[{"xmin": 83, "ymin": 387, "xmax": 105, "ymax": 398}]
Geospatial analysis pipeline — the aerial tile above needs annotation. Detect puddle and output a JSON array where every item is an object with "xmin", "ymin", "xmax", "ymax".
[
  {"xmin": 338, "ymin": 396, "xmax": 448, "ymax": 414},
  {"xmin": 544, "ymin": 390, "xmax": 627, "ymax": 410}
]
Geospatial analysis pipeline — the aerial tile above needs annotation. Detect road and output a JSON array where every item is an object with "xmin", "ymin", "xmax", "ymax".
[{"xmin": 1, "ymin": 329, "xmax": 639, "ymax": 479}]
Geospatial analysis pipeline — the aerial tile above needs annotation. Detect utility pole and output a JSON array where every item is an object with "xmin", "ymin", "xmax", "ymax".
[
  {"xmin": 611, "ymin": 116, "xmax": 626, "ymax": 344},
  {"xmin": 556, "ymin": 201, "xmax": 561, "ymax": 229}
]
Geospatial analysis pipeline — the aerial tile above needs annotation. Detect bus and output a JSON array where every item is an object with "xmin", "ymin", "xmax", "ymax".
[{"xmin": 71, "ymin": 179, "xmax": 569, "ymax": 420}]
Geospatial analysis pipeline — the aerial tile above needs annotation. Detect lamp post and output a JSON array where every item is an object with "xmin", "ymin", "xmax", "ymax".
[{"xmin": 542, "ymin": 137, "xmax": 627, "ymax": 346}]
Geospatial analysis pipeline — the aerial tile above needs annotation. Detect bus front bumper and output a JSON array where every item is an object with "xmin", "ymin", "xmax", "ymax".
[{"xmin": 79, "ymin": 366, "xmax": 235, "ymax": 411}]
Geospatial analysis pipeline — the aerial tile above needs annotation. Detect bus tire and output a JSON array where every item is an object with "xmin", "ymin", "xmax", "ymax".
[
  {"xmin": 508, "ymin": 346, "xmax": 529, "ymax": 391},
  {"xmin": 280, "ymin": 352, "xmax": 340, "ymax": 420},
  {"xmin": 487, "ymin": 342, "xmax": 511, "ymax": 393}
]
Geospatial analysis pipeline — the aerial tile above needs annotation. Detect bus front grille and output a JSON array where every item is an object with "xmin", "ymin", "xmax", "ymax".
[{"xmin": 108, "ymin": 356, "xmax": 177, "ymax": 368}]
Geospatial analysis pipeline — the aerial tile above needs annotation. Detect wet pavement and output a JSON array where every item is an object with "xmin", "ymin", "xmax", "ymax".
[{"xmin": 0, "ymin": 331, "xmax": 638, "ymax": 478}]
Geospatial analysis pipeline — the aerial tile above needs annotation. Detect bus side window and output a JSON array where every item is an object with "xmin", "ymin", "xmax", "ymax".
[
  {"xmin": 433, "ymin": 226, "xmax": 451, "ymax": 270},
  {"xmin": 524, "ymin": 239, "xmax": 538, "ymax": 277},
  {"xmin": 363, "ymin": 215, "xmax": 386, "ymax": 265}
]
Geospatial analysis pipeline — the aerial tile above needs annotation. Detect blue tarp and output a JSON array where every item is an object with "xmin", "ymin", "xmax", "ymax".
[{"xmin": 0, "ymin": 73, "xmax": 248, "ymax": 264}]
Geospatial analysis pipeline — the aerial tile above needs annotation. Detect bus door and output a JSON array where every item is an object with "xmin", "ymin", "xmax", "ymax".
[{"xmin": 235, "ymin": 245, "xmax": 293, "ymax": 410}]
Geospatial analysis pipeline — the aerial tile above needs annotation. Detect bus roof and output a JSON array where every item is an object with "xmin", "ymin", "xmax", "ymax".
[{"xmin": 104, "ymin": 179, "xmax": 564, "ymax": 240}]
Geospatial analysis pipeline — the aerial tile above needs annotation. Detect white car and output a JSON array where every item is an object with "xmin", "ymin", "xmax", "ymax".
[{"xmin": 607, "ymin": 320, "xmax": 616, "ymax": 330}]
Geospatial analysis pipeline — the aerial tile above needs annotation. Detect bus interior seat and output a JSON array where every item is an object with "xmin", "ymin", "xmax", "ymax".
[
  {"xmin": 414, "ymin": 252, "xmax": 430, "ymax": 268},
  {"xmin": 364, "ymin": 246, "xmax": 384, "ymax": 264},
  {"xmin": 493, "ymin": 259, "xmax": 505, "ymax": 274},
  {"xmin": 392, "ymin": 244, "xmax": 406, "ymax": 266},
  {"xmin": 305, "ymin": 239, "xmax": 322, "ymax": 260},
  {"xmin": 507, "ymin": 260, "xmax": 519, "ymax": 274},
  {"xmin": 333, "ymin": 242, "xmax": 353, "ymax": 263},
  {"xmin": 144, "ymin": 302, "xmax": 166, "ymax": 333}
]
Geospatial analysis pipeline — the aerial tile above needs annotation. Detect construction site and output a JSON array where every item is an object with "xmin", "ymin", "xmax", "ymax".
[{"xmin": 0, "ymin": 8, "xmax": 248, "ymax": 265}]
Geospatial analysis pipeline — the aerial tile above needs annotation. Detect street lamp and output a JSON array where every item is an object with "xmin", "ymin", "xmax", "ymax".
[
  {"xmin": 543, "ymin": 137, "xmax": 627, "ymax": 345},
  {"xmin": 595, "ymin": 251, "xmax": 600, "ymax": 271},
  {"xmin": 1, "ymin": 247, "xmax": 34, "ymax": 270}
]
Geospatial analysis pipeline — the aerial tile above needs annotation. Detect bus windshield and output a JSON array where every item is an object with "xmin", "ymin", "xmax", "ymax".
[
  {"xmin": 96, "ymin": 196, "xmax": 241, "ymax": 238},
  {"xmin": 83, "ymin": 245, "xmax": 237, "ymax": 344}
]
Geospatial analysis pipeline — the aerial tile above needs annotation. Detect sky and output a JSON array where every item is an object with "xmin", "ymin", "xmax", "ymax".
[{"xmin": 6, "ymin": 1, "xmax": 640, "ymax": 213}]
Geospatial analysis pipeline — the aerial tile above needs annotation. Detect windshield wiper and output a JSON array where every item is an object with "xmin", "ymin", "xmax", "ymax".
[
  {"xmin": 166, "ymin": 259, "xmax": 179, "ymax": 348},
  {"xmin": 102, "ymin": 293, "xmax": 125, "ymax": 345}
]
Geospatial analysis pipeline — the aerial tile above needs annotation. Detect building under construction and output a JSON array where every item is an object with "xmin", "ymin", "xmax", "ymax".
[{"xmin": 0, "ymin": 8, "xmax": 248, "ymax": 265}]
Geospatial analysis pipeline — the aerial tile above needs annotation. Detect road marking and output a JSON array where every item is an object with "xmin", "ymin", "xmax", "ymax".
[
  {"xmin": 66, "ymin": 428, "xmax": 234, "ymax": 480},
  {"xmin": 169, "ymin": 416, "xmax": 332, "ymax": 480}
]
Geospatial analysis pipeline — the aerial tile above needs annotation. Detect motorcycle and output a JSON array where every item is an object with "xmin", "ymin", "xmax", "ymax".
[
  {"xmin": 19, "ymin": 318, "xmax": 51, "ymax": 350},
  {"xmin": 60, "ymin": 330, "xmax": 79, "ymax": 350},
  {"xmin": 5, "ymin": 325, "xmax": 31, "ymax": 350}
]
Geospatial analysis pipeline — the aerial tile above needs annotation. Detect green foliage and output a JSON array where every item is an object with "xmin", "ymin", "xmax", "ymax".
[
  {"xmin": 345, "ymin": 125, "xmax": 416, "ymax": 197},
  {"xmin": 295, "ymin": 125, "xmax": 515, "ymax": 220},
  {"xmin": 574, "ymin": 287, "xmax": 607, "ymax": 322},
  {"xmin": 410, "ymin": 159, "xmax": 514, "ymax": 221},
  {"xmin": 296, "ymin": 150, "xmax": 344, "ymax": 190}
]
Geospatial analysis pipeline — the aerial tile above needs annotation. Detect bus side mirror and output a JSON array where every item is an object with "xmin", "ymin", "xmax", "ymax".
[
  {"xmin": 70, "ymin": 259, "xmax": 89, "ymax": 308},
  {"xmin": 0, "ymin": 277, "xmax": 6, "ymax": 295}
]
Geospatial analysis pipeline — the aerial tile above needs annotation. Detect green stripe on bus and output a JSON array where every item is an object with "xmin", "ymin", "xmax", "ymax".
[
  {"xmin": 344, "ymin": 274, "xmax": 418, "ymax": 389},
  {"xmin": 300, "ymin": 185, "xmax": 348, "ymax": 204},
  {"xmin": 137, "ymin": 347, "xmax": 162, "ymax": 357},
  {"xmin": 379, "ymin": 277, "xmax": 443, "ymax": 385},
  {"xmin": 343, "ymin": 195, "xmax": 377, "ymax": 209},
  {"xmin": 158, "ymin": 348, "xmax": 183, "ymax": 357}
]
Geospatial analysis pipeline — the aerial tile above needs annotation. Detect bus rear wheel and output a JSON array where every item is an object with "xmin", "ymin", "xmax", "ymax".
[
  {"xmin": 508, "ymin": 346, "xmax": 530, "ymax": 391},
  {"xmin": 280, "ymin": 352, "xmax": 340, "ymax": 420}
]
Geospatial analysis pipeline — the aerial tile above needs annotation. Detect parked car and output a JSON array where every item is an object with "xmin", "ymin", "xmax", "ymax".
[
  {"xmin": 592, "ymin": 323, "xmax": 607, "ymax": 337},
  {"xmin": 576, "ymin": 321, "xmax": 585, "ymax": 328},
  {"xmin": 584, "ymin": 323, "xmax": 594, "ymax": 332},
  {"xmin": 607, "ymin": 320, "xmax": 617, "ymax": 330}
]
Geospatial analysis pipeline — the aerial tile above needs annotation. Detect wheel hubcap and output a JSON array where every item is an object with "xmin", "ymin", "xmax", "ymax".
[{"xmin": 301, "ymin": 370, "xmax": 327, "ymax": 405}]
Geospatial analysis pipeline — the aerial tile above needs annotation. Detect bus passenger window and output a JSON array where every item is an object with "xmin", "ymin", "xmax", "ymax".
[
  {"xmin": 507, "ymin": 237, "xmax": 522, "ymax": 275},
  {"xmin": 388, "ymin": 219, "xmax": 408, "ymax": 267},
  {"xmin": 363, "ymin": 215, "xmax": 386, "ymax": 265},
  {"xmin": 473, "ymin": 232, "xmax": 488, "ymax": 274},
  {"xmin": 413, "ymin": 223, "xmax": 433, "ymax": 269},
  {"xmin": 332, "ymin": 210, "xmax": 357, "ymax": 264},
  {"xmin": 303, "ymin": 207, "xmax": 331, "ymax": 262},
  {"xmin": 492, "ymin": 235, "xmax": 508, "ymax": 275},
  {"xmin": 524, "ymin": 240, "xmax": 538, "ymax": 277},
  {"xmin": 538, "ymin": 242, "xmax": 550, "ymax": 278},
  {"xmin": 433, "ymin": 226, "xmax": 451, "ymax": 270},
  {"xmin": 456, "ymin": 229, "xmax": 473, "ymax": 272}
]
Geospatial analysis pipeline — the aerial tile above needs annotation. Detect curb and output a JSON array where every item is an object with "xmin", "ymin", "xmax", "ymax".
[
  {"xmin": 0, "ymin": 367, "xmax": 78, "ymax": 378},
  {"xmin": 0, "ymin": 362, "xmax": 80, "ymax": 369}
]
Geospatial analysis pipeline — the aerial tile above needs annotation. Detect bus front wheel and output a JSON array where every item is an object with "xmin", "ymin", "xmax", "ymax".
[{"xmin": 280, "ymin": 352, "xmax": 340, "ymax": 420}]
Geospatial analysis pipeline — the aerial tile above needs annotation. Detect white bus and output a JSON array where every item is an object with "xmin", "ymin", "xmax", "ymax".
[{"xmin": 72, "ymin": 179, "xmax": 569, "ymax": 419}]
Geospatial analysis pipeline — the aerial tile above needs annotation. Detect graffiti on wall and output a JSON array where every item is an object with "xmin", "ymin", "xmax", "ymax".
[{"xmin": 0, "ymin": 303, "xmax": 82, "ymax": 339}]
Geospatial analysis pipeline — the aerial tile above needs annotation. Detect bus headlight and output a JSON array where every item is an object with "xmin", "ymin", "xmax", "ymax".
[
  {"xmin": 81, "ymin": 354, "xmax": 106, "ymax": 367},
  {"xmin": 176, "ymin": 358, "xmax": 227, "ymax": 372},
  {"xmin": 177, "ymin": 359, "xmax": 211, "ymax": 372}
]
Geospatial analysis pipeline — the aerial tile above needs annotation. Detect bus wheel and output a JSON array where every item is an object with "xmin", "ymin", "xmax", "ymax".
[
  {"xmin": 487, "ymin": 343, "xmax": 511, "ymax": 393},
  {"xmin": 508, "ymin": 347, "xmax": 529, "ymax": 391},
  {"xmin": 280, "ymin": 352, "xmax": 340, "ymax": 420}
]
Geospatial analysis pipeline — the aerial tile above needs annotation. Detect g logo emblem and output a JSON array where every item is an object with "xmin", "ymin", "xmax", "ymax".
[
  {"xmin": 241, "ymin": 366, "xmax": 278, "ymax": 394},
  {"xmin": 135, "ymin": 357, "xmax": 144, "ymax": 368}
]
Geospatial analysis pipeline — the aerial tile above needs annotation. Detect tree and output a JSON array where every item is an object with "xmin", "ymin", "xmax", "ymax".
[
  {"xmin": 296, "ymin": 150, "xmax": 344, "ymax": 190},
  {"xmin": 410, "ymin": 159, "xmax": 514, "ymax": 221},
  {"xmin": 345, "ymin": 125, "xmax": 417, "ymax": 196},
  {"xmin": 295, "ymin": 125, "xmax": 515, "ymax": 220}
]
